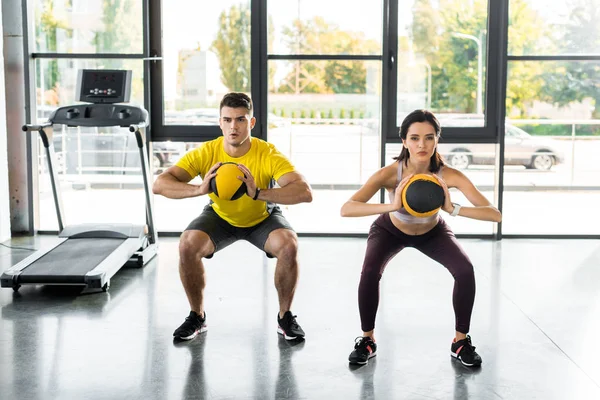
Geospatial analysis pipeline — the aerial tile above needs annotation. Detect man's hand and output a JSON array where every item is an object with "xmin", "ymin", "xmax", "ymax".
[
  {"xmin": 236, "ymin": 164, "xmax": 258, "ymax": 199},
  {"xmin": 198, "ymin": 162, "xmax": 222, "ymax": 196}
]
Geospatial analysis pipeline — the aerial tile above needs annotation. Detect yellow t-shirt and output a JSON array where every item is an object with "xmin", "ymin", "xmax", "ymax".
[{"xmin": 176, "ymin": 137, "xmax": 295, "ymax": 227}]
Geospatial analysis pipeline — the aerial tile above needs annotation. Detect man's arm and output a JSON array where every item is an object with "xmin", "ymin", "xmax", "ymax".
[
  {"xmin": 152, "ymin": 164, "xmax": 220, "ymax": 199},
  {"xmin": 255, "ymin": 171, "xmax": 313, "ymax": 205}
]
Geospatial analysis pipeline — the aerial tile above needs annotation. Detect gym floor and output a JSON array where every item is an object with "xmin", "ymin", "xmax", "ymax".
[{"xmin": 1, "ymin": 235, "xmax": 599, "ymax": 400}]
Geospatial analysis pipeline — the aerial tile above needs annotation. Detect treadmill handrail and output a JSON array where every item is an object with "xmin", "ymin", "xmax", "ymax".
[
  {"xmin": 23, "ymin": 123, "xmax": 52, "ymax": 132},
  {"xmin": 131, "ymin": 126, "xmax": 158, "ymax": 245}
]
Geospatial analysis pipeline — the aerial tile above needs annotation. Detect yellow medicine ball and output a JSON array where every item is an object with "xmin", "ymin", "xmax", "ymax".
[
  {"xmin": 401, "ymin": 174, "xmax": 445, "ymax": 217},
  {"xmin": 210, "ymin": 162, "xmax": 247, "ymax": 201}
]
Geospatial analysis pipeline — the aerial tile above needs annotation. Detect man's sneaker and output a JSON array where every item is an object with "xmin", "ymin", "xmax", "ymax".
[
  {"xmin": 277, "ymin": 311, "xmax": 305, "ymax": 340},
  {"xmin": 451, "ymin": 335, "xmax": 482, "ymax": 367},
  {"xmin": 173, "ymin": 311, "xmax": 207, "ymax": 341}
]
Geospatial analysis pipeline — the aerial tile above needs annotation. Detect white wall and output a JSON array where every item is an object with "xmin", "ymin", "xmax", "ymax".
[{"xmin": 0, "ymin": 5, "xmax": 10, "ymax": 242}]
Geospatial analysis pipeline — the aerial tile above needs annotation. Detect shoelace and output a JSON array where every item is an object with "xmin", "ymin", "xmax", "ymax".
[
  {"xmin": 185, "ymin": 313, "xmax": 203, "ymax": 325},
  {"xmin": 287, "ymin": 315, "xmax": 300, "ymax": 329},
  {"xmin": 354, "ymin": 336, "xmax": 373, "ymax": 351},
  {"xmin": 459, "ymin": 337, "xmax": 476, "ymax": 355}
]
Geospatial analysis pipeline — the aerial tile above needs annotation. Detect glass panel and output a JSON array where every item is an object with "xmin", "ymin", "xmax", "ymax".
[
  {"xmin": 35, "ymin": 59, "xmax": 146, "ymax": 230},
  {"xmin": 33, "ymin": 0, "xmax": 143, "ymax": 54},
  {"xmin": 508, "ymin": 0, "xmax": 600, "ymax": 56},
  {"xmin": 162, "ymin": 0, "xmax": 251, "ymax": 125},
  {"xmin": 385, "ymin": 144, "xmax": 497, "ymax": 235},
  {"xmin": 36, "ymin": 58, "xmax": 144, "ymax": 115},
  {"xmin": 267, "ymin": 0, "xmax": 383, "ymax": 55},
  {"xmin": 398, "ymin": 0, "xmax": 488, "ymax": 126},
  {"xmin": 503, "ymin": 61, "xmax": 600, "ymax": 234},
  {"xmin": 268, "ymin": 60, "xmax": 382, "ymax": 234}
]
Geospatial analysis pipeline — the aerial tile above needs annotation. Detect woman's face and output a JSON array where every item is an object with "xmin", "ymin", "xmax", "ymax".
[{"xmin": 402, "ymin": 121, "xmax": 438, "ymax": 162}]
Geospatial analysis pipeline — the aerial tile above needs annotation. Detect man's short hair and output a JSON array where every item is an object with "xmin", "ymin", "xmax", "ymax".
[{"xmin": 220, "ymin": 92, "xmax": 253, "ymax": 116}]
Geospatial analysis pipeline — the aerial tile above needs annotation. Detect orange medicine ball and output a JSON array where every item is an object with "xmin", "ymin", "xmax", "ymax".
[
  {"xmin": 401, "ymin": 174, "xmax": 445, "ymax": 217},
  {"xmin": 210, "ymin": 162, "xmax": 247, "ymax": 200}
]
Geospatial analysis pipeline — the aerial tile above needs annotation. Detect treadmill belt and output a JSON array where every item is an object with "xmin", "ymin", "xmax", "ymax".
[{"xmin": 18, "ymin": 238, "xmax": 126, "ymax": 283}]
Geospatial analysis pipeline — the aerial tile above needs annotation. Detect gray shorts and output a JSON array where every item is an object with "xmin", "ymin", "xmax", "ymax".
[{"xmin": 185, "ymin": 204, "xmax": 295, "ymax": 258}]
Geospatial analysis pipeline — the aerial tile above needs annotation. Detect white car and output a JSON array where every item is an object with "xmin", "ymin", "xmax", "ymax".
[{"xmin": 437, "ymin": 125, "xmax": 565, "ymax": 170}]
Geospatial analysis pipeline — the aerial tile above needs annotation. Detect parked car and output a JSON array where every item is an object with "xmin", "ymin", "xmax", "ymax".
[
  {"xmin": 437, "ymin": 125, "xmax": 565, "ymax": 170},
  {"xmin": 152, "ymin": 141, "xmax": 185, "ymax": 173}
]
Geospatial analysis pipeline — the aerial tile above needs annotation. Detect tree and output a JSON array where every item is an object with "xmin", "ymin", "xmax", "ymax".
[
  {"xmin": 93, "ymin": 1, "xmax": 144, "ymax": 99},
  {"xmin": 210, "ymin": 5, "xmax": 251, "ymax": 92},
  {"xmin": 410, "ymin": 0, "xmax": 548, "ymax": 115},
  {"xmin": 540, "ymin": 0, "xmax": 600, "ymax": 118},
  {"xmin": 36, "ymin": 0, "xmax": 68, "ymax": 104},
  {"xmin": 211, "ymin": 4, "xmax": 277, "ymax": 92},
  {"xmin": 276, "ymin": 17, "xmax": 379, "ymax": 94}
]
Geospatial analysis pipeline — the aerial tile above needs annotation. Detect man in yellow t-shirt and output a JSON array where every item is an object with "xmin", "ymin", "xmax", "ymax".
[{"xmin": 153, "ymin": 92, "xmax": 313, "ymax": 342}]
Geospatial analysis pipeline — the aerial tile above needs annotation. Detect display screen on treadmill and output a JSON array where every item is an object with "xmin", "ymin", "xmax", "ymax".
[{"xmin": 81, "ymin": 71, "xmax": 125, "ymax": 99}]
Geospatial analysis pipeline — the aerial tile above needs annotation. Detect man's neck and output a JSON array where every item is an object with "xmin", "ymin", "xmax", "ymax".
[{"xmin": 223, "ymin": 137, "xmax": 252, "ymax": 158}]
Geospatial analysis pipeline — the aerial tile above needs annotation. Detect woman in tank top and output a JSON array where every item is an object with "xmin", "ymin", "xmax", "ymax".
[{"xmin": 340, "ymin": 109, "xmax": 502, "ymax": 367}]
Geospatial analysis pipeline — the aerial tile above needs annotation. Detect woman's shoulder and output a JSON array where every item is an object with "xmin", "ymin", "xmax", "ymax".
[
  {"xmin": 374, "ymin": 161, "xmax": 400, "ymax": 188},
  {"xmin": 440, "ymin": 165, "xmax": 470, "ymax": 186}
]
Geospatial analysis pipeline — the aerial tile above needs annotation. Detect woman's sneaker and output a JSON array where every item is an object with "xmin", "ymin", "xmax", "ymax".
[
  {"xmin": 348, "ymin": 336, "xmax": 377, "ymax": 365},
  {"xmin": 173, "ymin": 311, "xmax": 207, "ymax": 341},
  {"xmin": 451, "ymin": 335, "xmax": 482, "ymax": 367}
]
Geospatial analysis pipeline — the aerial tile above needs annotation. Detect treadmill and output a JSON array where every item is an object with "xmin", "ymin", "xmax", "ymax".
[{"xmin": 1, "ymin": 69, "xmax": 158, "ymax": 293}]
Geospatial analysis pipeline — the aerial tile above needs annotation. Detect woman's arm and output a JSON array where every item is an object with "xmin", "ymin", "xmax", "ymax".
[
  {"xmin": 341, "ymin": 164, "xmax": 412, "ymax": 217},
  {"xmin": 435, "ymin": 168, "xmax": 502, "ymax": 222}
]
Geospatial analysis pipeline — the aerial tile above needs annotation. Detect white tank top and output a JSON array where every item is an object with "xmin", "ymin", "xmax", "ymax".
[{"xmin": 389, "ymin": 161, "xmax": 440, "ymax": 225}]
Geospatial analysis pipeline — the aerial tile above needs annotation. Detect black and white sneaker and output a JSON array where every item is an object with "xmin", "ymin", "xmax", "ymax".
[
  {"xmin": 277, "ymin": 311, "xmax": 305, "ymax": 340},
  {"xmin": 348, "ymin": 336, "xmax": 377, "ymax": 365},
  {"xmin": 173, "ymin": 311, "xmax": 207, "ymax": 341},
  {"xmin": 451, "ymin": 335, "xmax": 482, "ymax": 367}
]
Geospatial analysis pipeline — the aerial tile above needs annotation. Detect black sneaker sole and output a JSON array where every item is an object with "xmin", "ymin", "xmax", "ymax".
[
  {"xmin": 174, "ymin": 325, "xmax": 208, "ymax": 341},
  {"xmin": 349, "ymin": 352, "xmax": 377, "ymax": 365},
  {"xmin": 451, "ymin": 352, "xmax": 481, "ymax": 367},
  {"xmin": 277, "ymin": 326, "xmax": 304, "ymax": 341}
]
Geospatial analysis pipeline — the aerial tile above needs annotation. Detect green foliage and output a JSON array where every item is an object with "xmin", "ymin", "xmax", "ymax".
[
  {"xmin": 339, "ymin": 109, "xmax": 346, "ymax": 118},
  {"xmin": 328, "ymin": 109, "xmax": 334, "ymax": 118},
  {"xmin": 36, "ymin": 0, "xmax": 69, "ymax": 96},
  {"xmin": 275, "ymin": 17, "xmax": 379, "ymax": 94},
  {"xmin": 538, "ymin": 0, "xmax": 600, "ymax": 118},
  {"xmin": 518, "ymin": 123, "xmax": 600, "ymax": 136},
  {"xmin": 310, "ymin": 110, "xmax": 316, "ymax": 118},
  {"xmin": 300, "ymin": 110, "xmax": 307, "ymax": 118},
  {"xmin": 211, "ymin": 4, "xmax": 252, "ymax": 92}
]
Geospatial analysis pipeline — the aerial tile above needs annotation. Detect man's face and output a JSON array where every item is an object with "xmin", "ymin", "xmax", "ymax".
[{"xmin": 219, "ymin": 106, "xmax": 256, "ymax": 147}]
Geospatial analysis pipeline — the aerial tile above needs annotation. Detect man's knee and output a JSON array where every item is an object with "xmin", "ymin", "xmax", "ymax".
[
  {"xmin": 267, "ymin": 229, "xmax": 298, "ymax": 260},
  {"xmin": 179, "ymin": 231, "xmax": 214, "ymax": 262}
]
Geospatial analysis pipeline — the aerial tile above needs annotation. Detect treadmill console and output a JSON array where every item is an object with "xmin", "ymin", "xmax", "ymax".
[{"xmin": 76, "ymin": 69, "xmax": 132, "ymax": 104}]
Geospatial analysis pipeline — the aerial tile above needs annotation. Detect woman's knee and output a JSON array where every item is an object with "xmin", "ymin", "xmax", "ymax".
[
  {"xmin": 179, "ymin": 231, "xmax": 213, "ymax": 262},
  {"xmin": 452, "ymin": 260, "xmax": 475, "ymax": 283}
]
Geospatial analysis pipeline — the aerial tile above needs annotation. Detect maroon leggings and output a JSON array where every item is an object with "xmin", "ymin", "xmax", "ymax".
[{"xmin": 358, "ymin": 213, "xmax": 476, "ymax": 333}]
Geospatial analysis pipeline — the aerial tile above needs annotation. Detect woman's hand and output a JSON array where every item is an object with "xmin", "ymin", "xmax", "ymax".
[
  {"xmin": 392, "ymin": 174, "xmax": 414, "ymax": 210},
  {"xmin": 433, "ymin": 174, "xmax": 453, "ymax": 213}
]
